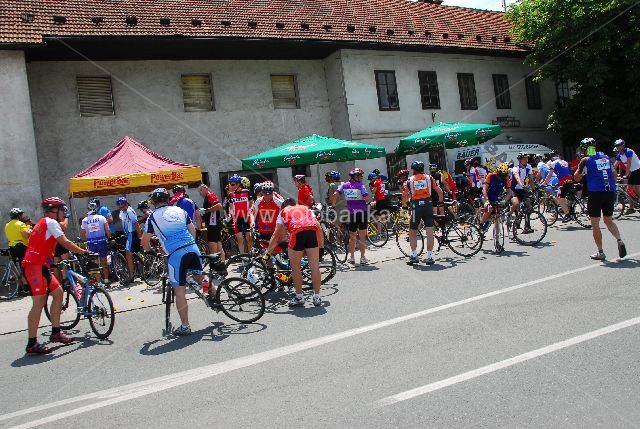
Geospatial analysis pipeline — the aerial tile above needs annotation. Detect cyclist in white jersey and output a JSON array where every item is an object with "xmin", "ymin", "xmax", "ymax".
[
  {"xmin": 614, "ymin": 139, "xmax": 640, "ymax": 214},
  {"xmin": 80, "ymin": 201, "xmax": 111, "ymax": 284}
]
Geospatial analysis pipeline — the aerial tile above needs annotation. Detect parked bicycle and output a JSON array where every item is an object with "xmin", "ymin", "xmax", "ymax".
[
  {"xmin": 0, "ymin": 248, "xmax": 30, "ymax": 300},
  {"xmin": 613, "ymin": 179, "xmax": 640, "ymax": 219}
]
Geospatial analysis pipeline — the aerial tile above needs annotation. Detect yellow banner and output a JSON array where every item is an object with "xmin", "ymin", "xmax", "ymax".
[{"xmin": 69, "ymin": 167, "xmax": 202, "ymax": 198}]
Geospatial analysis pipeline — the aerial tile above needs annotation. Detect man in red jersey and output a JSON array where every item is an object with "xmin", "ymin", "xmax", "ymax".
[{"xmin": 294, "ymin": 175, "xmax": 314, "ymax": 207}]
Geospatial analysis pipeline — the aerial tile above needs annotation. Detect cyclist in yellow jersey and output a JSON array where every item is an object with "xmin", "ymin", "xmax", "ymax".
[{"xmin": 4, "ymin": 208, "xmax": 32, "ymax": 289}]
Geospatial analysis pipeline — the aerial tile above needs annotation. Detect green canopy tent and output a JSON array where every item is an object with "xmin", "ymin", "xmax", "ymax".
[
  {"xmin": 395, "ymin": 122, "xmax": 502, "ymax": 157},
  {"xmin": 242, "ymin": 134, "xmax": 387, "ymax": 170}
]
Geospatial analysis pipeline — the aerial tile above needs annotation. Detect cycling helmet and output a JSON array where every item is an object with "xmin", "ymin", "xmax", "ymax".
[
  {"xmin": 42, "ymin": 197, "xmax": 67, "ymax": 210},
  {"xmin": 9, "ymin": 208, "xmax": 24, "ymax": 219},
  {"xmin": 325, "ymin": 170, "xmax": 340, "ymax": 180},
  {"xmin": 396, "ymin": 169, "xmax": 409, "ymax": 178},
  {"xmin": 464, "ymin": 158, "xmax": 473, "ymax": 166},
  {"xmin": 508, "ymin": 161, "xmax": 515, "ymax": 168},
  {"xmin": 429, "ymin": 163, "xmax": 438, "ymax": 171},
  {"xmin": 580, "ymin": 137, "xmax": 595, "ymax": 149},
  {"xmin": 549, "ymin": 150, "xmax": 559, "ymax": 160},
  {"xmin": 516, "ymin": 151, "xmax": 529, "ymax": 160},
  {"xmin": 614, "ymin": 138, "xmax": 626, "ymax": 147},
  {"xmin": 172, "ymin": 184, "xmax": 186, "ymax": 194},
  {"xmin": 137, "ymin": 200, "xmax": 150, "ymax": 210},
  {"xmin": 372, "ymin": 168, "xmax": 381, "ymax": 175},
  {"xmin": 496, "ymin": 162, "xmax": 510, "ymax": 175},
  {"xmin": 367, "ymin": 172, "xmax": 378, "ymax": 181},
  {"xmin": 410, "ymin": 160, "xmax": 425, "ymax": 171},
  {"xmin": 228, "ymin": 174, "xmax": 242, "ymax": 184},
  {"xmin": 293, "ymin": 174, "xmax": 306, "ymax": 182},
  {"xmin": 87, "ymin": 201, "xmax": 98, "ymax": 212},
  {"xmin": 241, "ymin": 176, "xmax": 251, "ymax": 189},
  {"xmin": 89, "ymin": 198, "xmax": 100, "ymax": 207},
  {"xmin": 349, "ymin": 168, "xmax": 364, "ymax": 177},
  {"xmin": 261, "ymin": 182, "xmax": 274, "ymax": 193},
  {"xmin": 149, "ymin": 187, "xmax": 170, "ymax": 202},
  {"xmin": 254, "ymin": 183, "xmax": 263, "ymax": 193},
  {"xmin": 281, "ymin": 198, "xmax": 296, "ymax": 208}
]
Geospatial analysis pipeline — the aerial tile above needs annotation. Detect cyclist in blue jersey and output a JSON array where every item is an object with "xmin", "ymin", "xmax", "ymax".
[
  {"xmin": 142, "ymin": 188, "xmax": 204, "ymax": 336},
  {"xmin": 574, "ymin": 138, "xmax": 627, "ymax": 260},
  {"xmin": 171, "ymin": 185, "xmax": 202, "ymax": 228},
  {"xmin": 542, "ymin": 151, "xmax": 573, "ymax": 222}
]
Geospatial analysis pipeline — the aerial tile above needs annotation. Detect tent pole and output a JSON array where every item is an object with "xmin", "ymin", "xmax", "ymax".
[{"xmin": 316, "ymin": 162, "xmax": 321, "ymax": 204}]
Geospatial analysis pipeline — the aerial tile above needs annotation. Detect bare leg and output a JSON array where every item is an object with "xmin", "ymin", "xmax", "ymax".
[
  {"xmin": 289, "ymin": 250, "xmax": 304, "ymax": 294},
  {"xmin": 590, "ymin": 217, "xmax": 603, "ymax": 251},
  {"xmin": 28, "ymin": 295, "xmax": 48, "ymax": 338},
  {"xmin": 425, "ymin": 227, "xmax": 435, "ymax": 251},
  {"xmin": 409, "ymin": 229, "xmax": 417, "ymax": 252},
  {"xmin": 303, "ymin": 247, "xmax": 321, "ymax": 294},
  {"xmin": 602, "ymin": 216, "xmax": 621, "ymax": 240},
  {"xmin": 357, "ymin": 229, "xmax": 366, "ymax": 258},
  {"xmin": 348, "ymin": 231, "xmax": 356, "ymax": 259},
  {"xmin": 173, "ymin": 286, "xmax": 189, "ymax": 326}
]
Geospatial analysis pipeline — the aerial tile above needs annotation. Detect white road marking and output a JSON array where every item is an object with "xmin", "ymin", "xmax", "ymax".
[
  {"xmin": 2, "ymin": 252, "xmax": 638, "ymax": 428},
  {"xmin": 377, "ymin": 315, "xmax": 640, "ymax": 407}
]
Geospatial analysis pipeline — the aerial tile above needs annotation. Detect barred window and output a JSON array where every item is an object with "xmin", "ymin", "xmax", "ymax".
[
  {"xmin": 375, "ymin": 70, "xmax": 400, "ymax": 111},
  {"xmin": 492, "ymin": 74, "xmax": 511, "ymax": 109},
  {"xmin": 76, "ymin": 76, "xmax": 115, "ymax": 117},
  {"xmin": 181, "ymin": 74, "xmax": 214, "ymax": 112},
  {"xmin": 525, "ymin": 76, "xmax": 542, "ymax": 109},
  {"xmin": 271, "ymin": 74, "xmax": 299, "ymax": 109},
  {"xmin": 418, "ymin": 71, "xmax": 440, "ymax": 109},
  {"xmin": 457, "ymin": 73, "xmax": 477, "ymax": 110}
]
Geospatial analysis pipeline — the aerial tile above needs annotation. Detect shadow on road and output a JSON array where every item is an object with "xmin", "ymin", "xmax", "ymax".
[
  {"xmin": 603, "ymin": 258, "xmax": 639, "ymax": 269},
  {"xmin": 12, "ymin": 334, "xmax": 113, "ymax": 367}
]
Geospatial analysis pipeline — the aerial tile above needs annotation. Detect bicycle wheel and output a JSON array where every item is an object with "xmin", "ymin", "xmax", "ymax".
[
  {"xmin": 223, "ymin": 236, "xmax": 239, "ymax": 258},
  {"xmin": 512, "ymin": 210, "xmax": 547, "ymax": 246},
  {"xmin": 572, "ymin": 199, "xmax": 592, "ymax": 229},
  {"xmin": 303, "ymin": 246, "xmax": 337, "ymax": 288},
  {"xmin": 133, "ymin": 253, "xmax": 144, "ymax": 280},
  {"xmin": 396, "ymin": 228, "xmax": 424, "ymax": 257},
  {"xmin": 88, "ymin": 287, "xmax": 115, "ymax": 339},
  {"xmin": 0, "ymin": 264, "xmax": 20, "ymax": 300},
  {"xmin": 456, "ymin": 202, "xmax": 475, "ymax": 222},
  {"xmin": 330, "ymin": 225, "xmax": 349, "ymax": 264},
  {"xmin": 44, "ymin": 283, "xmax": 80, "ymax": 330},
  {"xmin": 493, "ymin": 217, "xmax": 505, "ymax": 254},
  {"xmin": 111, "ymin": 252, "xmax": 130, "ymax": 286},
  {"xmin": 143, "ymin": 253, "xmax": 165, "ymax": 287},
  {"xmin": 366, "ymin": 220, "xmax": 389, "ymax": 247},
  {"xmin": 540, "ymin": 198, "xmax": 559, "ymax": 226},
  {"xmin": 445, "ymin": 222, "xmax": 483, "ymax": 257},
  {"xmin": 216, "ymin": 277, "xmax": 265, "ymax": 323},
  {"xmin": 163, "ymin": 281, "xmax": 174, "ymax": 335},
  {"xmin": 226, "ymin": 254, "xmax": 276, "ymax": 295},
  {"xmin": 613, "ymin": 191, "xmax": 626, "ymax": 220},
  {"xmin": 196, "ymin": 236, "xmax": 208, "ymax": 256}
]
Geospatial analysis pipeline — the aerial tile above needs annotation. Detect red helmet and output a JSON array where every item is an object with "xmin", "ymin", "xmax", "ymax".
[{"xmin": 41, "ymin": 197, "xmax": 66, "ymax": 209}]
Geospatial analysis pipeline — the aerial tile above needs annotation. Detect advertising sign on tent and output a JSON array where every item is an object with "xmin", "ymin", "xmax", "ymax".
[{"xmin": 446, "ymin": 142, "xmax": 554, "ymax": 173}]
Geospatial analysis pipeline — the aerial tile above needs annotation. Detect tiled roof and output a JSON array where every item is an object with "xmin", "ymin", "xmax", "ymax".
[{"xmin": 0, "ymin": 0, "xmax": 522, "ymax": 53}]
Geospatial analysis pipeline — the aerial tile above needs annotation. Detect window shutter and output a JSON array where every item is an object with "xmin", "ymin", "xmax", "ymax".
[
  {"xmin": 182, "ymin": 75, "xmax": 214, "ymax": 112},
  {"xmin": 76, "ymin": 76, "xmax": 114, "ymax": 117},
  {"xmin": 271, "ymin": 75, "xmax": 299, "ymax": 109}
]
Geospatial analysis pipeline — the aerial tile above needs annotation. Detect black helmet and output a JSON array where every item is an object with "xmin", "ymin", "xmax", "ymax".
[
  {"xmin": 149, "ymin": 187, "xmax": 170, "ymax": 203},
  {"xmin": 137, "ymin": 200, "xmax": 150, "ymax": 210},
  {"xmin": 172, "ymin": 184, "xmax": 186, "ymax": 194}
]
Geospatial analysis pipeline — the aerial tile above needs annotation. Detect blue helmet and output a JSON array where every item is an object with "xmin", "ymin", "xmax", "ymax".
[
  {"xmin": 116, "ymin": 196, "xmax": 128, "ymax": 206},
  {"xmin": 410, "ymin": 160, "xmax": 425, "ymax": 171},
  {"xmin": 325, "ymin": 170, "xmax": 340, "ymax": 180},
  {"xmin": 228, "ymin": 174, "xmax": 242, "ymax": 184},
  {"xmin": 367, "ymin": 172, "xmax": 378, "ymax": 181}
]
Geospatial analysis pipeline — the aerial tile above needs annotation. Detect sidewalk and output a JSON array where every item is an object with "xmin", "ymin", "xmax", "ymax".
[{"xmin": 0, "ymin": 243, "xmax": 405, "ymax": 335}]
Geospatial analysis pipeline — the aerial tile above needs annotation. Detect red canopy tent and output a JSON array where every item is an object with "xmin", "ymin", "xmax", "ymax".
[{"xmin": 69, "ymin": 136, "xmax": 202, "ymax": 198}]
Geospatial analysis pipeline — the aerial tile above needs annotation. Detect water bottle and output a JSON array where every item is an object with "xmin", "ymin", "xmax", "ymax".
[
  {"xmin": 275, "ymin": 272, "xmax": 289, "ymax": 284},
  {"xmin": 247, "ymin": 266, "xmax": 259, "ymax": 285},
  {"xmin": 202, "ymin": 277, "xmax": 210, "ymax": 294}
]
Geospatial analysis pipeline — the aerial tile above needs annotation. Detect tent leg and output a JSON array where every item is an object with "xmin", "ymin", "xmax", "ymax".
[{"xmin": 316, "ymin": 162, "xmax": 321, "ymax": 205}]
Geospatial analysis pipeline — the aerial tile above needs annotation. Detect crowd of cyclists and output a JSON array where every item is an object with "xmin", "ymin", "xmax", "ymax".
[{"xmin": 3, "ymin": 136, "xmax": 638, "ymax": 354}]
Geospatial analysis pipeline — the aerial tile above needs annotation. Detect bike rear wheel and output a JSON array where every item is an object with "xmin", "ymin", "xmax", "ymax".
[
  {"xmin": 512, "ymin": 210, "xmax": 548, "ymax": 246},
  {"xmin": 572, "ymin": 199, "xmax": 592, "ymax": 229},
  {"xmin": 366, "ymin": 220, "xmax": 389, "ymax": 247},
  {"xmin": 216, "ymin": 277, "xmax": 265, "ymax": 323},
  {"xmin": 88, "ymin": 287, "xmax": 115, "ymax": 339},
  {"xmin": 44, "ymin": 283, "xmax": 80, "ymax": 330},
  {"xmin": 539, "ymin": 198, "xmax": 559, "ymax": 226},
  {"xmin": 396, "ymin": 228, "xmax": 424, "ymax": 257},
  {"xmin": 327, "ymin": 224, "xmax": 348, "ymax": 264},
  {"xmin": 493, "ymin": 217, "xmax": 505, "ymax": 254},
  {"xmin": 111, "ymin": 252, "xmax": 130, "ymax": 286},
  {"xmin": 0, "ymin": 264, "xmax": 20, "ymax": 300},
  {"xmin": 445, "ymin": 222, "xmax": 483, "ymax": 257},
  {"xmin": 143, "ymin": 253, "xmax": 165, "ymax": 287},
  {"xmin": 303, "ymin": 246, "xmax": 337, "ymax": 288},
  {"xmin": 613, "ymin": 191, "xmax": 626, "ymax": 220}
]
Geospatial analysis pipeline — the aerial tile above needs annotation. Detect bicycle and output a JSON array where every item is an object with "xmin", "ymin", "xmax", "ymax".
[
  {"xmin": 43, "ymin": 253, "xmax": 115, "ymax": 339},
  {"xmin": 613, "ymin": 180, "xmax": 640, "ymax": 219},
  {"xmin": 162, "ymin": 253, "xmax": 265, "ymax": 335},
  {"xmin": 0, "ymin": 248, "xmax": 30, "ymax": 300},
  {"xmin": 366, "ymin": 216, "xmax": 389, "ymax": 247},
  {"xmin": 508, "ymin": 189, "xmax": 548, "ymax": 246},
  {"xmin": 433, "ymin": 202, "xmax": 484, "ymax": 257},
  {"xmin": 108, "ymin": 236, "xmax": 144, "ymax": 286},
  {"xmin": 563, "ymin": 184, "xmax": 591, "ymax": 229}
]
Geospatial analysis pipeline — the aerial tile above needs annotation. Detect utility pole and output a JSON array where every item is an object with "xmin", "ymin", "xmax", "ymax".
[{"xmin": 502, "ymin": 0, "xmax": 507, "ymax": 11}]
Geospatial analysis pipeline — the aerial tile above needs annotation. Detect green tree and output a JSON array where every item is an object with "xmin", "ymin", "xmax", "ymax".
[{"xmin": 506, "ymin": 0, "xmax": 640, "ymax": 147}]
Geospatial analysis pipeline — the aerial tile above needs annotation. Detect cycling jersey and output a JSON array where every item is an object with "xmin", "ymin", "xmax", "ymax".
[
  {"xmin": 485, "ymin": 172, "xmax": 511, "ymax": 203},
  {"xmin": 510, "ymin": 164, "xmax": 533, "ymax": 190},
  {"xmin": 547, "ymin": 159, "xmax": 573, "ymax": 183},
  {"xmin": 22, "ymin": 217, "xmax": 64, "ymax": 267},
  {"xmin": 585, "ymin": 153, "xmax": 616, "ymax": 192},
  {"xmin": 404, "ymin": 174, "xmax": 436, "ymax": 200},
  {"xmin": 297, "ymin": 184, "xmax": 314, "ymax": 207},
  {"xmin": 229, "ymin": 189, "xmax": 251, "ymax": 219},
  {"xmin": 4, "ymin": 219, "xmax": 29, "ymax": 247},
  {"xmin": 276, "ymin": 205, "xmax": 319, "ymax": 235},
  {"xmin": 119, "ymin": 206, "xmax": 138, "ymax": 235},
  {"xmin": 616, "ymin": 148, "xmax": 640, "ymax": 172},
  {"xmin": 469, "ymin": 167, "xmax": 487, "ymax": 189},
  {"xmin": 371, "ymin": 178, "xmax": 386, "ymax": 201},
  {"xmin": 336, "ymin": 180, "xmax": 369, "ymax": 213},
  {"xmin": 81, "ymin": 214, "xmax": 108, "ymax": 243},
  {"xmin": 174, "ymin": 196, "xmax": 198, "ymax": 220},
  {"xmin": 538, "ymin": 162, "xmax": 558, "ymax": 188},
  {"xmin": 253, "ymin": 197, "xmax": 282, "ymax": 234},
  {"xmin": 145, "ymin": 205, "xmax": 196, "ymax": 255},
  {"xmin": 202, "ymin": 191, "xmax": 222, "ymax": 226}
]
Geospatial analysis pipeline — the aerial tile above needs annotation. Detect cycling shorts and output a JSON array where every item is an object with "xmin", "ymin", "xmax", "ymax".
[
  {"xmin": 55, "ymin": 243, "xmax": 68, "ymax": 258},
  {"xmin": 167, "ymin": 245, "xmax": 202, "ymax": 287},
  {"xmin": 125, "ymin": 232, "xmax": 141, "ymax": 253},
  {"xmin": 372, "ymin": 200, "xmax": 388, "ymax": 218},
  {"xmin": 558, "ymin": 182, "xmax": 573, "ymax": 198},
  {"xmin": 587, "ymin": 191, "xmax": 615, "ymax": 218},
  {"xmin": 513, "ymin": 189, "xmax": 526, "ymax": 202},
  {"xmin": 233, "ymin": 217, "xmax": 250, "ymax": 235},
  {"xmin": 628, "ymin": 168, "xmax": 640, "ymax": 185},
  {"xmin": 87, "ymin": 239, "xmax": 108, "ymax": 258},
  {"xmin": 8, "ymin": 243, "xmax": 27, "ymax": 262},
  {"xmin": 289, "ymin": 229, "xmax": 319, "ymax": 251},
  {"xmin": 410, "ymin": 199, "xmax": 434, "ymax": 229},
  {"xmin": 24, "ymin": 264, "xmax": 60, "ymax": 296},
  {"xmin": 348, "ymin": 211, "xmax": 368, "ymax": 232},
  {"xmin": 207, "ymin": 224, "xmax": 222, "ymax": 243}
]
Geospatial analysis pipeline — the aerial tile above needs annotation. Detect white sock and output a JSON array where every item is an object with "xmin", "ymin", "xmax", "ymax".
[
  {"xmin": 426, "ymin": 251, "xmax": 433, "ymax": 259},
  {"xmin": 313, "ymin": 293, "xmax": 320, "ymax": 299}
]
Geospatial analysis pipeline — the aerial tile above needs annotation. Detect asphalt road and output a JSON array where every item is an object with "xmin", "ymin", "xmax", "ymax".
[{"xmin": 1, "ymin": 217, "xmax": 639, "ymax": 428}]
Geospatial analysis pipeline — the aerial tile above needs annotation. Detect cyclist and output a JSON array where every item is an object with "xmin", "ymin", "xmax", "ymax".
[
  {"xmin": 542, "ymin": 151, "xmax": 573, "ymax": 222},
  {"xmin": 116, "ymin": 196, "xmax": 142, "ymax": 282},
  {"xmin": 510, "ymin": 152, "xmax": 536, "ymax": 216},
  {"xmin": 325, "ymin": 171, "xmax": 345, "ymax": 224},
  {"xmin": 228, "ymin": 174, "xmax": 253, "ymax": 253},
  {"xmin": 467, "ymin": 159, "xmax": 487, "ymax": 199},
  {"xmin": 253, "ymin": 182, "xmax": 264, "ymax": 201},
  {"xmin": 294, "ymin": 175, "xmax": 315, "ymax": 208},
  {"xmin": 368, "ymin": 170, "xmax": 389, "ymax": 224},
  {"xmin": 80, "ymin": 200, "xmax": 112, "ymax": 285},
  {"xmin": 396, "ymin": 169, "xmax": 410, "ymax": 190},
  {"xmin": 137, "ymin": 200, "xmax": 152, "ymax": 224},
  {"xmin": 574, "ymin": 139, "xmax": 627, "ymax": 260},
  {"xmin": 429, "ymin": 164, "xmax": 445, "ymax": 216},
  {"xmin": 23, "ymin": 197, "xmax": 90, "ymax": 354},
  {"xmin": 197, "ymin": 183, "xmax": 225, "ymax": 259},
  {"xmin": 90, "ymin": 198, "xmax": 114, "ymax": 234},
  {"xmin": 262, "ymin": 198, "xmax": 323, "ymax": 307},
  {"xmin": 402, "ymin": 160, "xmax": 443, "ymax": 265},
  {"xmin": 142, "ymin": 188, "xmax": 204, "ymax": 336},
  {"xmin": 4, "ymin": 207, "xmax": 32, "ymax": 291},
  {"xmin": 614, "ymin": 139, "xmax": 640, "ymax": 214},
  {"xmin": 171, "ymin": 185, "xmax": 202, "ymax": 228},
  {"xmin": 253, "ymin": 181, "xmax": 283, "ymax": 243},
  {"xmin": 331, "ymin": 167, "xmax": 371, "ymax": 265},
  {"xmin": 478, "ymin": 163, "xmax": 512, "ymax": 231}
]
